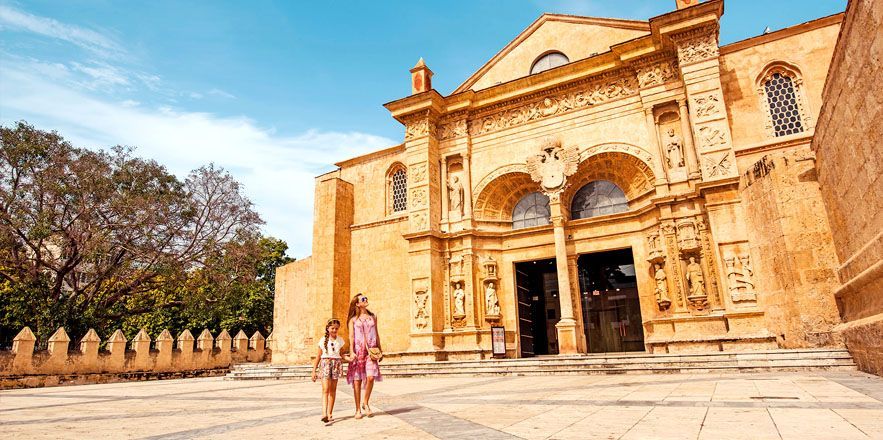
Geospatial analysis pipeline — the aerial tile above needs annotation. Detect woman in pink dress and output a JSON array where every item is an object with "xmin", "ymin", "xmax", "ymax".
[{"xmin": 346, "ymin": 293, "xmax": 383, "ymax": 419}]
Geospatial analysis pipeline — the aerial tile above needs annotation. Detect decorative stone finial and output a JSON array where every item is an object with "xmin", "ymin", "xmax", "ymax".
[
  {"xmin": 133, "ymin": 329, "xmax": 151, "ymax": 342},
  {"xmin": 81, "ymin": 329, "xmax": 100, "ymax": 343},
  {"xmin": 196, "ymin": 329, "xmax": 214, "ymax": 351},
  {"xmin": 410, "ymin": 57, "xmax": 433, "ymax": 95},
  {"xmin": 48, "ymin": 327, "xmax": 71, "ymax": 343},
  {"xmin": 676, "ymin": 0, "xmax": 699, "ymax": 10},
  {"xmin": 156, "ymin": 329, "xmax": 173, "ymax": 342},
  {"xmin": 14, "ymin": 326, "xmax": 36, "ymax": 342},
  {"xmin": 47, "ymin": 327, "xmax": 71, "ymax": 356}
]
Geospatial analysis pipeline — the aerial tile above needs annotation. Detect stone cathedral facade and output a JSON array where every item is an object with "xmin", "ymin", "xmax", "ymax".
[{"xmin": 272, "ymin": 0, "xmax": 849, "ymax": 363}]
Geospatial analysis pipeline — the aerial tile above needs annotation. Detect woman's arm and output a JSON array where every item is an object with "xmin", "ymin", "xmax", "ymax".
[{"xmin": 348, "ymin": 318, "xmax": 356, "ymax": 357}]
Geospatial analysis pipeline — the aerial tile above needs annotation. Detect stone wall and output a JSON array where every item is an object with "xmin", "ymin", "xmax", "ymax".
[
  {"xmin": 0, "ymin": 326, "xmax": 269, "ymax": 389},
  {"xmin": 739, "ymin": 147, "xmax": 842, "ymax": 348},
  {"xmin": 812, "ymin": 0, "xmax": 883, "ymax": 375}
]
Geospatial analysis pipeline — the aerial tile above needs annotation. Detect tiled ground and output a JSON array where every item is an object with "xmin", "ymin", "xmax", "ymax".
[{"xmin": 2, "ymin": 372, "xmax": 883, "ymax": 439}]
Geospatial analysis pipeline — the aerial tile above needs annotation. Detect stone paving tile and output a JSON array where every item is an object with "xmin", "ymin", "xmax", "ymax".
[{"xmin": 1, "ymin": 372, "xmax": 882, "ymax": 439}]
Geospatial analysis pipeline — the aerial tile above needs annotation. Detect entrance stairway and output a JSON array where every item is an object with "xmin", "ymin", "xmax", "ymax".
[{"xmin": 225, "ymin": 348, "xmax": 855, "ymax": 380}]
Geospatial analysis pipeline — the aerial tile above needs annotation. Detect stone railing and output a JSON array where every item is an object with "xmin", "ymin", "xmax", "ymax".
[{"xmin": 0, "ymin": 326, "xmax": 270, "ymax": 388}]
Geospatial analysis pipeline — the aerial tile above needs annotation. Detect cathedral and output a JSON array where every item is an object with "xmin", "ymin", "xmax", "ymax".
[{"xmin": 271, "ymin": 0, "xmax": 853, "ymax": 364}]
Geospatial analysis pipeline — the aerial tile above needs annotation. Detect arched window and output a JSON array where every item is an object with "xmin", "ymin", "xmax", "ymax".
[
  {"xmin": 530, "ymin": 51, "xmax": 569, "ymax": 75},
  {"xmin": 387, "ymin": 165, "xmax": 407, "ymax": 214},
  {"xmin": 512, "ymin": 192, "xmax": 551, "ymax": 229},
  {"xmin": 570, "ymin": 180, "xmax": 628, "ymax": 220},
  {"xmin": 757, "ymin": 63, "xmax": 810, "ymax": 137}
]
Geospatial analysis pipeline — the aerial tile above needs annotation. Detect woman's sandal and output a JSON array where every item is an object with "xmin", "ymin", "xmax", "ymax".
[
  {"xmin": 364, "ymin": 404, "xmax": 374, "ymax": 417},
  {"xmin": 320, "ymin": 416, "xmax": 328, "ymax": 423}
]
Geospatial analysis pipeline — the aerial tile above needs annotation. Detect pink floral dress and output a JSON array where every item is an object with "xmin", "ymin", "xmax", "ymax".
[{"xmin": 346, "ymin": 316, "xmax": 382, "ymax": 386}]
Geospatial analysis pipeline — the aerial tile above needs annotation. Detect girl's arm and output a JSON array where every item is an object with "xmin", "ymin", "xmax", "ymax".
[
  {"xmin": 348, "ymin": 318, "xmax": 356, "ymax": 357},
  {"xmin": 311, "ymin": 346, "xmax": 322, "ymax": 382}
]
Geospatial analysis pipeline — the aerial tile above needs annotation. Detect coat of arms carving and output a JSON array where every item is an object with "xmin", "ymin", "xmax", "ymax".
[{"xmin": 526, "ymin": 138, "xmax": 579, "ymax": 193}]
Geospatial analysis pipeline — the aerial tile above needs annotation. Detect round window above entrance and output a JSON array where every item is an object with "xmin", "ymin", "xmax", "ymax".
[
  {"xmin": 570, "ymin": 180, "xmax": 628, "ymax": 220},
  {"xmin": 530, "ymin": 51, "xmax": 569, "ymax": 75},
  {"xmin": 513, "ymin": 192, "xmax": 551, "ymax": 229}
]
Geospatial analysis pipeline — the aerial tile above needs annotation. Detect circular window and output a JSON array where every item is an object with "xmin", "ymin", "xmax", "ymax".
[{"xmin": 530, "ymin": 52, "xmax": 569, "ymax": 75}]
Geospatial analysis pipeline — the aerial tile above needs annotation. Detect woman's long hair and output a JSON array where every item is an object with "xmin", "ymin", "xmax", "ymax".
[{"xmin": 346, "ymin": 293, "xmax": 375, "ymax": 325}]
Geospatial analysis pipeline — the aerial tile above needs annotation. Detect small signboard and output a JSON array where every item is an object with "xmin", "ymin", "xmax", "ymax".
[{"xmin": 491, "ymin": 326, "xmax": 506, "ymax": 358}]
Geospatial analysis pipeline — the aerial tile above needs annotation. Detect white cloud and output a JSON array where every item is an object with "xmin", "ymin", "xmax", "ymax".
[
  {"xmin": 71, "ymin": 61, "xmax": 130, "ymax": 89},
  {"xmin": 0, "ymin": 61, "xmax": 396, "ymax": 257},
  {"xmin": 0, "ymin": 4, "xmax": 125, "ymax": 58},
  {"xmin": 208, "ymin": 88, "xmax": 236, "ymax": 99}
]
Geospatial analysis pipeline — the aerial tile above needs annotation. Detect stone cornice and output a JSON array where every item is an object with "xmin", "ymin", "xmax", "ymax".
[
  {"xmin": 350, "ymin": 214, "xmax": 408, "ymax": 232},
  {"xmin": 334, "ymin": 143, "xmax": 405, "ymax": 168},
  {"xmin": 720, "ymin": 13, "xmax": 843, "ymax": 55}
]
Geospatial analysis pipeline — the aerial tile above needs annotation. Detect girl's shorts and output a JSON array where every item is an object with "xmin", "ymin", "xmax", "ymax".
[{"xmin": 318, "ymin": 358, "xmax": 342, "ymax": 380}]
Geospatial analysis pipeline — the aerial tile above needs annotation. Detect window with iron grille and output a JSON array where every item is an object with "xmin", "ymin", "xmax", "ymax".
[
  {"xmin": 391, "ymin": 169, "xmax": 407, "ymax": 212},
  {"xmin": 764, "ymin": 72, "xmax": 804, "ymax": 137}
]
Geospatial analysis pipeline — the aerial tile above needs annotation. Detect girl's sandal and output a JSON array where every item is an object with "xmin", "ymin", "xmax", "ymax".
[
  {"xmin": 354, "ymin": 412, "xmax": 363, "ymax": 420},
  {"xmin": 364, "ymin": 405, "xmax": 374, "ymax": 417},
  {"xmin": 320, "ymin": 416, "xmax": 328, "ymax": 423}
]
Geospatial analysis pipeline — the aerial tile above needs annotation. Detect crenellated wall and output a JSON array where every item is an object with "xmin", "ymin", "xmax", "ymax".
[{"xmin": 0, "ymin": 326, "xmax": 269, "ymax": 389}]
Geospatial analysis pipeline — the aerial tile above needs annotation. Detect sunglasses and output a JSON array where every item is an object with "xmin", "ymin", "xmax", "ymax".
[{"xmin": 359, "ymin": 296, "xmax": 369, "ymax": 302}]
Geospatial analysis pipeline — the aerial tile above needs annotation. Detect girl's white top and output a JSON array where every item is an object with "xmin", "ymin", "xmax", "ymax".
[{"xmin": 318, "ymin": 336, "xmax": 345, "ymax": 359}]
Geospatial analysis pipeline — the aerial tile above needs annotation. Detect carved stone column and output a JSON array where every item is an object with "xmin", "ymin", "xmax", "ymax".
[
  {"xmin": 550, "ymin": 198, "xmax": 578, "ymax": 354},
  {"xmin": 462, "ymin": 154, "xmax": 474, "ymax": 223},
  {"xmin": 566, "ymin": 254, "xmax": 586, "ymax": 353},
  {"xmin": 644, "ymin": 107, "xmax": 669, "ymax": 187},
  {"xmin": 463, "ymin": 252, "xmax": 478, "ymax": 330},
  {"xmin": 677, "ymin": 98, "xmax": 700, "ymax": 179},
  {"xmin": 440, "ymin": 156, "xmax": 449, "ymax": 229}
]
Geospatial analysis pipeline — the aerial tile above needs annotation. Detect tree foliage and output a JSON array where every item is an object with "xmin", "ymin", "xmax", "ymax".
[{"xmin": 0, "ymin": 121, "xmax": 292, "ymax": 344}]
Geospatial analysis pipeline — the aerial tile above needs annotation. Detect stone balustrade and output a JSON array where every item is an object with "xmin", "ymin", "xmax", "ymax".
[{"xmin": 0, "ymin": 326, "xmax": 270, "ymax": 388}]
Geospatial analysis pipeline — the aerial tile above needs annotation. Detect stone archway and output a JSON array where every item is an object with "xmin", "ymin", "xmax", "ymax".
[
  {"xmin": 473, "ymin": 165, "xmax": 541, "ymax": 222},
  {"xmin": 561, "ymin": 151, "xmax": 656, "ymax": 218}
]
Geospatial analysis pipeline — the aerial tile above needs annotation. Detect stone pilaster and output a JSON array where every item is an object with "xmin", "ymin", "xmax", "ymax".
[
  {"xmin": 550, "ymin": 196, "xmax": 578, "ymax": 354},
  {"xmin": 670, "ymin": 24, "xmax": 738, "ymax": 182}
]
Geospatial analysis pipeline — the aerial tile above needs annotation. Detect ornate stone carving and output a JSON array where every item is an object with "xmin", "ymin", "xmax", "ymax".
[
  {"xmin": 725, "ymin": 254, "xmax": 757, "ymax": 302},
  {"xmin": 404, "ymin": 117, "xmax": 434, "ymax": 140},
  {"xmin": 481, "ymin": 255, "xmax": 498, "ymax": 280},
  {"xmin": 448, "ymin": 175, "xmax": 464, "ymax": 216},
  {"xmin": 636, "ymin": 60, "xmax": 678, "ymax": 88},
  {"xmin": 703, "ymin": 151, "xmax": 735, "ymax": 179},
  {"xmin": 439, "ymin": 118, "xmax": 468, "ymax": 140},
  {"xmin": 693, "ymin": 93, "xmax": 722, "ymax": 119},
  {"xmin": 685, "ymin": 256, "xmax": 708, "ymax": 310},
  {"xmin": 664, "ymin": 128, "xmax": 685, "ymax": 169},
  {"xmin": 410, "ymin": 188, "xmax": 427, "ymax": 209},
  {"xmin": 452, "ymin": 281, "xmax": 466, "ymax": 319},
  {"xmin": 696, "ymin": 124, "xmax": 728, "ymax": 151},
  {"xmin": 677, "ymin": 218, "xmax": 700, "ymax": 253},
  {"xmin": 485, "ymin": 282, "xmax": 501, "ymax": 317},
  {"xmin": 526, "ymin": 137, "xmax": 579, "ymax": 193},
  {"xmin": 676, "ymin": 32, "xmax": 719, "ymax": 65},
  {"xmin": 580, "ymin": 143, "xmax": 656, "ymax": 171},
  {"xmin": 449, "ymin": 254, "xmax": 464, "ymax": 282},
  {"xmin": 409, "ymin": 163, "xmax": 427, "ymax": 183},
  {"xmin": 646, "ymin": 228, "xmax": 664, "ymax": 263},
  {"xmin": 654, "ymin": 263, "xmax": 672, "ymax": 311},
  {"xmin": 469, "ymin": 75, "xmax": 637, "ymax": 136},
  {"xmin": 410, "ymin": 211, "xmax": 427, "ymax": 231},
  {"xmin": 414, "ymin": 289, "xmax": 429, "ymax": 329}
]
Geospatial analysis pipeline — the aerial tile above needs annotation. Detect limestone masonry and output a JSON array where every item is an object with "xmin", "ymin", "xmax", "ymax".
[{"xmin": 273, "ymin": 0, "xmax": 881, "ymax": 373}]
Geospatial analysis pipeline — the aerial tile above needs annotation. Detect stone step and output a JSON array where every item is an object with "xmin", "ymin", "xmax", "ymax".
[{"xmin": 226, "ymin": 349, "xmax": 856, "ymax": 380}]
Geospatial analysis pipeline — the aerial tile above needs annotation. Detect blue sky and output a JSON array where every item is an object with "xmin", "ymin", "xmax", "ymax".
[{"xmin": 0, "ymin": 0, "xmax": 846, "ymax": 257}]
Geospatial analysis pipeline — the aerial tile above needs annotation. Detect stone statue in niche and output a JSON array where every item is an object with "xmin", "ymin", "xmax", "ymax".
[
  {"xmin": 725, "ymin": 254, "xmax": 757, "ymax": 302},
  {"xmin": 485, "ymin": 282, "xmax": 501, "ymax": 316},
  {"xmin": 685, "ymin": 256, "xmax": 708, "ymax": 309},
  {"xmin": 452, "ymin": 282, "xmax": 466, "ymax": 318},
  {"xmin": 664, "ymin": 128, "xmax": 685, "ymax": 169},
  {"xmin": 448, "ymin": 175, "xmax": 464, "ymax": 216},
  {"xmin": 654, "ymin": 264, "xmax": 672, "ymax": 310}
]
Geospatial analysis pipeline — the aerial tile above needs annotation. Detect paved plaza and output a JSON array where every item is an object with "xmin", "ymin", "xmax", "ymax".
[{"xmin": 2, "ymin": 372, "xmax": 883, "ymax": 439}]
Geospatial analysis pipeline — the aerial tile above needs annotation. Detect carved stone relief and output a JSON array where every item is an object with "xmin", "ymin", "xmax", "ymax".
[
  {"xmin": 692, "ymin": 92, "xmax": 723, "ymax": 120},
  {"xmin": 725, "ymin": 254, "xmax": 757, "ymax": 302},
  {"xmin": 449, "ymin": 254, "xmax": 464, "ymax": 282},
  {"xmin": 526, "ymin": 137, "xmax": 579, "ymax": 194},
  {"xmin": 675, "ymin": 32, "xmax": 720, "ymax": 65},
  {"xmin": 481, "ymin": 255, "xmax": 501, "ymax": 320},
  {"xmin": 696, "ymin": 123, "xmax": 729, "ymax": 151},
  {"xmin": 646, "ymin": 228, "xmax": 664, "ymax": 263},
  {"xmin": 676, "ymin": 218, "xmax": 700, "ymax": 253},
  {"xmin": 409, "ymin": 163, "xmax": 427, "ymax": 183},
  {"xmin": 636, "ymin": 60, "xmax": 679, "ymax": 88},
  {"xmin": 411, "ymin": 188, "xmax": 427, "ymax": 209},
  {"xmin": 469, "ymin": 74, "xmax": 637, "ymax": 136},
  {"xmin": 702, "ymin": 150, "xmax": 735, "ymax": 179},
  {"xmin": 439, "ymin": 119, "xmax": 468, "ymax": 140},
  {"xmin": 412, "ymin": 278, "xmax": 429, "ymax": 330},
  {"xmin": 404, "ymin": 117, "xmax": 434, "ymax": 140},
  {"xmin": 410, "ymin": 211, "xmax": 428, "ymax": 231}
]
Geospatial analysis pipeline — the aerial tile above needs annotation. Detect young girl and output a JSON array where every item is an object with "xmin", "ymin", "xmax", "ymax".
[
  {"xmin": 311, "ymin": 318, "xmax": 346, "ymax": 423},
  {"xmin": 346, "ymin": 293, "xmax": 383, "ymax": 419}
]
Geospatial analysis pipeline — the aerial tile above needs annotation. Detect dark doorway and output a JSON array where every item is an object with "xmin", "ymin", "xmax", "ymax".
[
  {"xmin": 514, "ymin": 258, "xmax": 560, "ymax": 357},
  {"xmin": 577, "ymin": 248, "xmax": 645, "ymax": 353}
]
